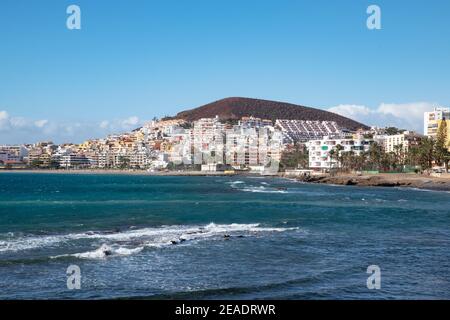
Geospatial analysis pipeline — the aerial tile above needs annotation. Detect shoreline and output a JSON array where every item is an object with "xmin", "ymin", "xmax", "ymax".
[
  {"xmin": 2, "ymin": 169, "xmax": 450, "ymax": 192},
  {"xmin": 0, "ymin": 169, "xmax": 244, "ymax": 177},
  {"xmin": 282, "ymin": 172, "xmax": 450, "ymax": 192}
]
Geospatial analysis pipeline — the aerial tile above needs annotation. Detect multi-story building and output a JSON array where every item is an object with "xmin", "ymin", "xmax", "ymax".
[
  {"xmin": 0, "ymin": 151, "xmax": 21, "ymax": 163},
  {"xmin": 225, "ymin": 126, "xmax": 282, "ymax": 169},
  {"xmin": 190, "ymin": 116, "xmax": 225, "ymax": 165},
  {"xmin": 239, "ymin": 116, "xmax": 273, "ymax": 129},
  {"xmin": 59, "ymin": 153, "xmax": 91, "ymax": 169},
  {"xmin": 374, "ymin": 131, "xmax": 423, "ymax": 153},
  {"xmin": 129, "ymin": 151, "xmax": 151, "ymax": 168},
  {"xmin": 275, "ymin": 120, "xmax": 342, "ymax": 144},
  {"xmin": 308, "ymin": 136, "xmax": 373, "ymax": 171},
  {"xmin": 438, "ymin": 119, "xmax": 450, "ymax": 151},
  {"xmin": 0, "ymin": 145, "xmax": 29, "ymax": 163},
  {"xmin": 165, "ymin": 116, "xmax": 285, "ymax": 172},
  {"xmin": 424, "ymin": 107, "xmax": 450, "ymax": 137}
]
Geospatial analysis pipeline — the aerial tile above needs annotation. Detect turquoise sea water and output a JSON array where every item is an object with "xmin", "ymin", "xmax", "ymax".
[{"xmin": 0, "ymin": 173, "xmax": 449, "ymax": 299}]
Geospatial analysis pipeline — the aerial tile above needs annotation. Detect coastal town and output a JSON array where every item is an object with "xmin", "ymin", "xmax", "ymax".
[{"xmin": 1, "ymin": 106, "xmax": 449, "ymax": 178}]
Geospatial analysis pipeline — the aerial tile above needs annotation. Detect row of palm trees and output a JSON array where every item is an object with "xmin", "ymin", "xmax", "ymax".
[{"xmin": 328, "ymin": 135, "xmax": 449, "ymax": 173}]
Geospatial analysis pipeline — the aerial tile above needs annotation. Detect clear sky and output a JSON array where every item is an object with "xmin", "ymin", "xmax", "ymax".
[{"xmin": 1, "ymin": 0, "xmax": 449, "ymax": 143}]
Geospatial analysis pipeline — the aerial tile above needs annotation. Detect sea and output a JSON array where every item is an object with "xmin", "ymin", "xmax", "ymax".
[{"xmin": 0, "ymin": 173, "xmax": 449, "ymax": 299}]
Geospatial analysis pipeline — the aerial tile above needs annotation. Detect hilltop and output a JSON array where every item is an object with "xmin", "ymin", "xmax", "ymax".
[{"xmin": 171, "ymin": 97, "xmax": 368, "ymax": 130}]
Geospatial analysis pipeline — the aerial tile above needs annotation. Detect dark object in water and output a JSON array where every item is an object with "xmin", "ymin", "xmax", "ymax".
[
  {"xmin": 236, "ymin": 235, "xmax": 245, "ymax": 238},
  {"xmin": 104, "ymin": 250, "xmax": 112, "ymax": 256},
  {"xmin": 101, "ymin": 229, "xmax": 120, "ymax": 235},
  {"xmin": 276, "ymin": 187, "xmax": 287, "ymax": 191},
  {"xmin": 170, "ymin": 240, "xmax": 178, "ymax": 245},
  {"xmin": 224, "ymin": 234, "xmax": 230, "ymax": 240},
  {"xmin": 179, "ymin": 238, "xmax": 186, "ymax": 243}
]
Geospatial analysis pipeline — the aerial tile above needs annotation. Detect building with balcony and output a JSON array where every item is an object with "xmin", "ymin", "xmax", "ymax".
[{"xmin": 307, "ymin": 136, "xmax": 373, "ymax": 170}]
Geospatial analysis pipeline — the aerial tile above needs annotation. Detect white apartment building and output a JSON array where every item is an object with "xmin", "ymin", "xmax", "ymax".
[
  {"xmin": 424, "ymin": 107, "xmax": 450, "ymax": 137},
  {"xmin": 179, "ymin": 117, "xmax": 284, "ymax": 171},
  {"xmin": 275, "ymin": 120, "xmax": 342, "ymax": 144},
  {"xmin": 225, "ymin": 126, "xmax": 282, "ymax": 168},
  {"xmin": 60, "ymin": 153, "xmax": 91, "ymax": 169},
  {"xmin": 374, "ymin": 131, "xmax": 422, "ymax": 153},
  {"xmin": 166, "ymin": 133, "xmax": 192, "ymax": 165},
  {"xmin": 129, "ymin": 151, "xmax": 151, "ymax": 168},
  {"xmin": 190, "ymin": 116, "xmax": 225, "ymax": 165},
  {"xmin": 0, "ymin": 145, "xmax": 29, "ymax": 162},
  {"xmin": 308, "ymin": 136, "xmax": 372, "ymax": 170},
  {"xmin": 239, "ymin": 116, "xmax": 273, "ymax": 129},
  {"xmin": 0, "ymin": 151, "xmax": 21, "ymax": 163}
]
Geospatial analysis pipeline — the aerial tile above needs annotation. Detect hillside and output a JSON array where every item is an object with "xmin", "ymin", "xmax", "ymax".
[{"xmin": 172, "ymin": 97, "xmax": 368, "ymax": 130}]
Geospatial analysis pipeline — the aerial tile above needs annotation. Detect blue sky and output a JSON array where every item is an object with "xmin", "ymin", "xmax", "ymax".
[{"xmin": 1, "ymin": 0, "xmax": 449, "ymax": 143}]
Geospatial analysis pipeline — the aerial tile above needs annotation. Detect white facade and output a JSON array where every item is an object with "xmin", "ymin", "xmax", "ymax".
[
  {"xmin": 60, "ymin": 153, "xmax": 90, "ymax": 168},
  {"xmin": 373, "ymin": 131, "xmax": 422, "ymax": 153},
  {"xmin": 239, "ymin": 116, "xmax": 273, "ymax": 129},
  {"xmin": 225, "ymin": 126, "xmax": 282, "ymax": 167},
  {"xmin": 190, "ymin": 116, "xmax": 225, "ymax": 165},
  {"xmin": 0, "ymin": 145, "xmax": 29, "ymax": 162},
  {"xmin": 275, "ymin": 120, "xmax": 342, "ymax": 144},
  {"xmin": 308, "ymin": 136, "xmax": 372, "ymax": 170}
]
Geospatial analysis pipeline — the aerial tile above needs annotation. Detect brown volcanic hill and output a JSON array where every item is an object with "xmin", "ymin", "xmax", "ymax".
[{"xmin": 173, "ymin": 97, "xmax": 368, "ymax": 130}]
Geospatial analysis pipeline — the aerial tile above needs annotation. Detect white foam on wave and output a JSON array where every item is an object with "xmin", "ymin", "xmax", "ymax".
[
  {"xmin": 396, "ymin": 186, "xmax": 450, "ymax": 194},
  {"xmin": 72, "ymin": 244, "xmax": 113, "ymax": 259},
  {"xmin": 241, "ymin": 186, "xmax": 288, "ymax": 194},
  {"xmin": 53, "ymin": 244, "xmax": 145, "ymax": 260},
  {"xmin": 0, "ymin": 222, "xmax": 300, "ymax": 257}
]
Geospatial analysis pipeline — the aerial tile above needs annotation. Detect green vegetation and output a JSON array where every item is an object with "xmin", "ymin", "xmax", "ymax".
[
  {"xmin": 333, "ymin": 137, "xmax": 448, "ymax": 173},
  {"xmin": 434, "ymin": 121, "xmax": 450, "ymax": 172},
  {"xmin": 30, "ymin": 159, "xmax": 44, "ymax": 168},
  {"xmin": 284, "ymin": 134, "xmax": 449, "ymax": 173},
  {"xmin": 280, "ymin": 144, "xmax": 309, "ymax": 170},
  {"xmin": 118, "ymin": 156, "xmax": 131, "ymax": 169},
  {"xmin": 384, "ymin": 127, "xmax": 405, "ymax": 135}
]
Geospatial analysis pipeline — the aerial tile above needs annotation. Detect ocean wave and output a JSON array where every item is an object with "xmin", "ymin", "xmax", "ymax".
[
  {"xmin": 395, "ymin": 187, "xmax": 450, "ymax": 194},
  {"xmin": 0, "ymin": 223, "xmax": 300, "ymax": 259},
  {"xmin": 53, "ymin": 244, "xmax": 145, "ymax": 260},
  {"xmin": 226, "ymin": 181, "xmax": 245, "ymax": 185},
  {"xmin": 240, "ymin": 186, "xmax": 288, "ymax": 194},
  {"xmin": 226, "ymin": 180, "xmax": 289, "ymax": 194}
]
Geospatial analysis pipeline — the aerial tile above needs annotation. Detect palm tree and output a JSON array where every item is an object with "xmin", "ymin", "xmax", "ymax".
[
  {"xmin": 368, "ymin": 142, "xmax": 383, "ymax": 171},
  {"xmin": 335, "ymin": 144, "xmax": 344, "ymax": 172},
  {"xmin": 393, "ymin": 144, "xmax": 405, "ymax": 171},
  {"xmin": 328, "ymin": 149, "xmax": 336, "ymax": 174},
  {"xmin": 435, "ymin": 120, "xmax": 450, "ymax": 172}
]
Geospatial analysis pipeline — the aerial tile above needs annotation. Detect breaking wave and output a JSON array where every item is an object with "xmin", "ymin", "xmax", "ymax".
[
  {"xmin": 0, "ymin": 223, "xmax": 300, "ymax": 260},
  {"xmin": 241, "ymin": 186, "xmax": 288, "ymax": 194}
]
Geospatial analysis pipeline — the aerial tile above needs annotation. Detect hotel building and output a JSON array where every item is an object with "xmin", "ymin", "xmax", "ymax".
[
  {"xmin": 275, "ymin": 120, "xmax": 342, "ymax": 144},
  {"xmin": 307, "ymin": 136, "xmax": 372, "ymax": 171},
  {"xmin": 374, "ymin": 131, "xmax": 422, "ymax": 153},
  {"xmin": 424, "ymin": 107, "xmax": 450, "ymax": 137}
]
